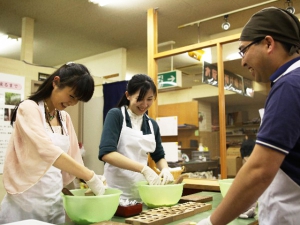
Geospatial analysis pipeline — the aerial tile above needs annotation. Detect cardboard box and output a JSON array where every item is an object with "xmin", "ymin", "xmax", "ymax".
[
  {"xmin": 226, "ymin": 147, "xmax": 242, "ymax": 177},
  {"xmin": 226, "ymin": 155, "xmax": 242, "ymax": 177},
  {"xmin": 227, "ymin": 147, "xmax": 241, "ymax": 157}
]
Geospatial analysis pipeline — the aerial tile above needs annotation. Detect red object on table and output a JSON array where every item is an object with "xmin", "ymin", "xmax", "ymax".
[{"xmin": 114, "ymin": 203, "xmax": 143, "ymax": 217}]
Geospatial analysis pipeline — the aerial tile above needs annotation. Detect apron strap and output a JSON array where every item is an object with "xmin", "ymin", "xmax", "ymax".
[
  {"xmin": 121, "ymin": 106, "xmax": 155, "ymax": 135},
  {"xmin": 38, "ymin": 101, "xmax": 48, "ymax": 129},
  {"xmin": 145, "ymin": 114, "xmax": 154, "ymax": 134},
  {"xmin": 121, "ymin": 106, "xmax": 127, "ymax": 128}
]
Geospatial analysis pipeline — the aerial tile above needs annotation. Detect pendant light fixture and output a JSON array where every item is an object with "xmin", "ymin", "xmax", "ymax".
[
  {"xmin": 285, "ymin": 0, "xmax": 295, "ymax": 14},
  {"xmin": 221, "ymin": 15, "xmax": 230, "ymax": 31}
]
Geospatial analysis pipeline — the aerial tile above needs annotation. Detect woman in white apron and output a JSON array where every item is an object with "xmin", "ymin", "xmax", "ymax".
[
  {"xmin": 99, "ymin": 74, "xmax": 174, "ymax": 201},
  {"xmin": 0, "ymin": 63, "xmax": 106, "ymax": 224}
]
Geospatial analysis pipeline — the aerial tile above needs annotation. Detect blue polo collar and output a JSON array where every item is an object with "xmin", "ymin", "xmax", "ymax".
[{"xmin": 270, "ymin": 56, "xmax": 300, "ymax": 86}]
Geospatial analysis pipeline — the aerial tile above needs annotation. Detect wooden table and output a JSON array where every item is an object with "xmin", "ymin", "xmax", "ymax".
[{"xmin": 60, "ymin": 191, "xmax": 258, "ymax": 225}]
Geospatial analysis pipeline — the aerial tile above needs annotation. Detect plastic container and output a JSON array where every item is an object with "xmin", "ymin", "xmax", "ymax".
[
  {"xmin": 218, "ymin": 179, "xmax": 234, "ymax": 197},
  {"xmin": 137, "ymin": 181, "xmax": 184, "ymax": 208},
  {"xmin": 191, "ymin": 151, "xmax": 210, "ymax": 161},
  {"xmin": 61, "ymin": 188, "xmax": 122, "ymax": 225}
]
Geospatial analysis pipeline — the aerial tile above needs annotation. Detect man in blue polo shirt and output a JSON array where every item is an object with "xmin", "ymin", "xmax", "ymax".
[{"xmin": 198, "ymin": 7, "xmax": 300, "ymax": 225}]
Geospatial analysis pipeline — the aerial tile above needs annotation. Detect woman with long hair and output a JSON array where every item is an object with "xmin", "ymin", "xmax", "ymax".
[{"xmin": 0, "ymin": 62, "xmax": 105, "ymax": 224}]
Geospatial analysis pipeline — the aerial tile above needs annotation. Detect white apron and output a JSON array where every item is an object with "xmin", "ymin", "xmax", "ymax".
[
  {"xmin": 104, "ymin": 106, "xmax": 156, "ymax": 201},
  {"xmin": 0, "ymin": 101, "xmax": 70, "ymax": 224},
  {"xmin": 258, "ymin": 169, "xmax": 300, "ymax": 225}
]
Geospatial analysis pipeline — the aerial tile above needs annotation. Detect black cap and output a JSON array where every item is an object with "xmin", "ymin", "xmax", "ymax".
[{"xmin": 240, "ymin": 7, "xmax": 300, "ymax": 54}]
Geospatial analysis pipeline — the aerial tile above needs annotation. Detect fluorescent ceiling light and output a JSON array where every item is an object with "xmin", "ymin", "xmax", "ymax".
[
  {"xmin": 89, "ymin": 0, "xmax": 112, "ymax": 6},
  {"xmin": 125, "ymin": 73, "xmax": 134, "ymax": 81},
  {"xmin": 201, "ymin": 48, "xmax": 212, "ymax": 63},
  {"xmin": 0, "ymin": 33, "xmax": 21, "ymax": 55},
  {"xmin": 226, "ymin": 52, "xmax": 241, "ymax": 61}
]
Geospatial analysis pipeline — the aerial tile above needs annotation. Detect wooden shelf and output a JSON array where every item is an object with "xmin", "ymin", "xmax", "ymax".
[
  {"xmin": 226, "ymin": 134, "xmax": 246, "ymax": 137},
  {"xmin": 226, "ymin": 123, "xmax": 259, "ymax": 128},
  {"xmin": 179, "ymin": 147, "xmax": 198, "ymax": 151},
  {"xmin": 226, "ymin": 120, "xmax": 259, "ymax": 142},
  {"xmin": 178, "ymin": 126, "xmax": 198, "ymax": 130}
]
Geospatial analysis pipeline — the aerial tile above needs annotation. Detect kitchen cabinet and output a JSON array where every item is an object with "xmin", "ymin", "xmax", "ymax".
[
  {"xmin": 150, "ymin": 101, "xmax": 220, "ymax": 176},
  {"xmin": 158, "ymin": 101, "xmax": 199, "ymax": 148},
  {"xmin": 148, "ymin": 101, "xmax": 200, "ymax": 173}
]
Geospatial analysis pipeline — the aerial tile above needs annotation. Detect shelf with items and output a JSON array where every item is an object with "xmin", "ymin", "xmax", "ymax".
[
  {"xmin": 178, "ymin": 124, "xmax": 198, "ymax": 130},
  {"xmin": 178, "ymin": 127, "xmax": 199, "ymax": 149},
  {"xmin": 226, "ymin": 111, "xmax": 260, "ymax": 147},
  {"xmin": 226, "ymin": 123, "xmax": 259, "ymax": 136},
  {"xmin": 226, "ymin": 124, "xmax": 259, "ymax": 147},
  {"xmin": 155, "ymin": 101, "xmax": 219, "ymax": 175}
]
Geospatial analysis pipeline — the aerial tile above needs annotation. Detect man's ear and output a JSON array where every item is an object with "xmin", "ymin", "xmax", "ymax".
[{"xmin": 265, "ymin": 36, "xmax": 274, "ymax": 50}]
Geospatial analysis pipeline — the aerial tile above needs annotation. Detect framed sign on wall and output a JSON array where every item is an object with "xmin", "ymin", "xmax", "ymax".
[{"xmin": 38, "ymin": 72, "xmax": 50, "ymax": 81}]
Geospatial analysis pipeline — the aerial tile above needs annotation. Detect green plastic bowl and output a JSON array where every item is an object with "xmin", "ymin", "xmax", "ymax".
[
  {"xmin": 61, "ymin": 188, "xmax": 122, "ymax": 225},
  {"xmin": 137, "ymin": 181, "xmax": 184, "ymax": 208},
  {"xmin": 218, "ymin": 179, "xmax": 234, "ymax": 197}
]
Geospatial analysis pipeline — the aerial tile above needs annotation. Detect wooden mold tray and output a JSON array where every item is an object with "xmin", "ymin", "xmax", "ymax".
[
  {"xmin": 125, "ymin": 213, "xmax": 173, "ymax": 225},
  {"xmin": 173, "ymin": 202, "xmax": 212, "ymax": 215},
  {"xmin": 142, "ymin": 207, "xmax": 195, "ymax": 222},
  {"xmin": 125, "ymin": 202, "xmax": 212, "ymax": 225}
]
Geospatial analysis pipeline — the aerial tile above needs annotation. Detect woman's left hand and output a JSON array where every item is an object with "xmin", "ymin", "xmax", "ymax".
[{"xmin": 159, "ymin": 168, "xmax": 174, "ymax": 185}]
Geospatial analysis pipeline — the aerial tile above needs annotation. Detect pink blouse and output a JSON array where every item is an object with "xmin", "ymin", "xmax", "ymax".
[{"xmin": 3, "ymin": 100, "xmax": 83, "ymax": 194}]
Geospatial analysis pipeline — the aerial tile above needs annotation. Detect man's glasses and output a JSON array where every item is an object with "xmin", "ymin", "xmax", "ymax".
[{"xmin": 238, "ymin": 39, "xmax": 262, "ymax": 58}]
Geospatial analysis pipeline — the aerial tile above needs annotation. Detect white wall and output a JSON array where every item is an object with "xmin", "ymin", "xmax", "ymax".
[
  {"xmin": 75, "ymin": 48, "xmax": 127, "ymax": 80},
  {"xmin": 82, "ymin": 97, "xmax": 104, "ymax": 175}
]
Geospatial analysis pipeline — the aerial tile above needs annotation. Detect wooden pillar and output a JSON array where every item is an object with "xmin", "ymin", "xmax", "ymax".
[
  {"xmin": 147, "ymin": 8, "xmax": 158, "ymax": 119},
  {"xmin": 217, "ymin": 42, "xmax": 227, "ymax": 178},
  {"xmin": 147, "ymin": 8, "xmax": 159, "ymax": 171},
  {"xmin": 21, "ymin": 17, "xmax": 34, "ymax": 63}
]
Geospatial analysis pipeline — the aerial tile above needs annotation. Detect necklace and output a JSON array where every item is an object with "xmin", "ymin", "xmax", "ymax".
[{"xmin": 44, "ymin": 101, "xmax": 57, "ymax": 121}]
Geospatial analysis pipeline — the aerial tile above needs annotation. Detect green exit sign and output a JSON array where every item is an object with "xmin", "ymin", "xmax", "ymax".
[{"xmin": 158, "ymin": 70, "xmax": 182, "ymax": 89}]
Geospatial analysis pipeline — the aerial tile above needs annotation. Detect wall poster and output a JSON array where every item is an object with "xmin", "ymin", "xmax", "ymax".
[{"xmin": 0, "ymin": 73, "xmax": 25, "ymax": 173}]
